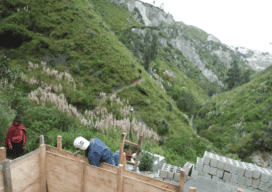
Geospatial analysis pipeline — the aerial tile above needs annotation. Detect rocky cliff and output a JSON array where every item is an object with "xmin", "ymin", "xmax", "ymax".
[{"xmin": 107, "ymin": 0, "xmax": 271, "ymax": 88}]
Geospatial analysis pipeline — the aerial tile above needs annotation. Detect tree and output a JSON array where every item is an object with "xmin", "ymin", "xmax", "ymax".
[
  {"xmin": 223, "ymin": 60, "xmax": 241, "ymax": 90},
  {"xmin": 150, "ymin": 32, "xmax": 159, "ymax": 61},
  {"xmin": 239, "ymin": 69, "xmax": 251, "ymax": 85}
]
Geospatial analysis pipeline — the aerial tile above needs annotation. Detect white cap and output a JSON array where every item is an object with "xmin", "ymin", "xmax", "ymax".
[{"xmin": 73, "ymin": 137, "xmax": 90, "ymax": 150}]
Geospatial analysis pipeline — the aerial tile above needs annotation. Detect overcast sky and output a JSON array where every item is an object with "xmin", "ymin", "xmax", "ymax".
[{"xmin": 140, "ymin": 0, "xmax": 272, "ymax": 53}]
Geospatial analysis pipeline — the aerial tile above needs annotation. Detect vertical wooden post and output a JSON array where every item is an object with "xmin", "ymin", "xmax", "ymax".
[
  {"xmin": 237, "ymin": 188, "xmax": 244, "ymax": 192},
  {"xmin": 134, "ymin": 136, "xmax": 142, "ymax": 172},
  {"xmin": 2, "ymin": 159, "xmax": 12, "ymax": 192},
  {"xmin": 189, "ymin": 187, "xmax": 196, "ymax": 192},
  {"xmin": 57, "ymin": 135, "xmax": 62, "ymax": 150},
  {"xmin": 0, "ymin": 147, "xmax": 6, "ymax": 163},
  {"xmin": 119, "ymin": 133, "xmax": 126, "ymax": 165},
  {"xmin": 77, "ymin": 160, "xmax": 84, "ymax": 192},
  {"xmin": 40, "ymin": 135, "xmax": 44, "ymax": 145},
  {"xmin": 117, "ymin": 164, "xmax": 124, "ymax": 192},
  {"xmin": 121, "ymin": 153, "xmax": 127, "ymax": 170},
  {"xmin": 39, "ymin": 144, "xmax": 46, "ymax": 192},
  {"xmin": 178, "ymin": 170, "xmax": 185, "ymax": 192}
]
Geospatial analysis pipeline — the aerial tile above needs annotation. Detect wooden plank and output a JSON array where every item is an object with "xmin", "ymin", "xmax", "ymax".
[
  {"xmin": 39, "ymin": 144, "xmax": 46, "ymax": 192},
  {"xmin": 179, "ymin": 170, "xmax": 185, "ymax": 192},
  {"xmin": 0, "ymin": 169, "xmax": 4, "ymax": 190},
  {"xmin": 119, "ymin": 133, "xmax": 126, "ymax": 165},
  {"xmin": 100, "ymin": 162, "xmax": 118, "ymax": 173},
  {"xmin": 57, "ymin": 135, "xmax": 62, "ymax": 150},
  {"xmin": 46, "ymin": 151, "xmax": 79, "ymax": 192},
  {"xmin": 123, "ymin": 175, "xmax": 175, "ymax": 192},
  {"xmin": 0, "ymin": 147, "xmax": 6, "ymax": 163},
  {"xmin": 77, "ymin": 160, "xmax": 84, "ymax": 192},
  {"xmin": 124, "ymin": 169, "xmax": 179, "ymax": 192},
  {"xmin": 117, "ymin": 164, "xmax": 124, "ymax": 192},
  {"xmin": 46, "ymin": 145, "xmax": 89, "ymax": 165},
  {"xmin": 124, "ymin": 140, "xmax": 139, "ymax": 149},
  {"xmin": 126, "ymin": 161, "xmax": 135, "ymax": 165},
  {"xmin": 9, "ymin": 148, "xmax": 40, "ymax": 166},
  {"xmin": 10, "ymin": 153, "xmax": 40, "ymax": 192},
  {"xmin": 2, "ymin": 159, "xmax": 12, "ymax": 192},
  {"xmin": 40, "ymin": 135, "xmax": 44, "ymax": 145},
  {"xmin": 134, "ymin": 136, "xmax": 142, "ymax": 172},
  {"xmin": 84, "ymin": 163, "xmax": 117, "ymax": 192}
]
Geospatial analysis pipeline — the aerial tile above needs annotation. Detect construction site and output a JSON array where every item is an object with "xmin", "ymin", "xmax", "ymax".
[{"xmin": 0, "ymin": 133, "xmax": 267, "ymax": 192}]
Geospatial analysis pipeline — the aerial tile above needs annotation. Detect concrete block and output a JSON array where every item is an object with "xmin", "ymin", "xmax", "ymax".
[
  {"xmin": 167, "ymin": 169, "xmax": 175, "ymax": 180},
  {"xmin": 252, "ymin": 178, "xmax": 260, "ymax": 188},
  {"xmin": 212, "ymin": 175, "xmax": 219, "ymax": 181},
  {"xmin": 198, "ymin": 171, "xmax": 205, "ymax": 177},
  {"xmin": 245, "ymin": 164, "xmax": 254, "ymax": 178},
  {"xmin": 230, "ymin": 160, "xmax": 239, "ymax": 175},
  {"xmin": 160, "ymin": 166, "xmax": 169, "ymax": 178},
  {"xmin": 173, "ymin": 168, "xmax": 184, "ymax": 182},
  {"xmin": 205, "ymin": 173, "xmax": 212, "ymax": 179},
  {"xmin": 216, "ymin": 168, "xmax": 224, "ymax": 178},
  {"xmin": 237, "ymin": 175, "xmax": 246, "ymax": 185},
  {"xmin": 203, "ymin": 151, "xmax": 211, "ymax": 165},
  {"xmin": 203, "ymin": 164, "xmax": 210, "ymax": 174},
  {"xmin": 267, "ymin": 181, "xmax": 272, "ymax": 191},
  {"xmin": 223, "ymin": 171, "xmax": 231, "ymax": 182},
  {"xmin": 196, "ymin": 157, "xmax": 204, "ymax": 172},
  {"xmin": 191, "ymin": 169, "xmax": 198, "ymax": 178},
  {"xmin": 209, "ymin": 166, "xmax": 217, "ymax": 176},
  {"xmin": 259, "ymin": 180, "xmax": 268, "ymax": 191},
  {"xmin": 219, "ymin": 178, "xmax": 226, "ymax": 183},
  {"xmin": 244, "ymin": 177, "xmax": 253, "ymax": 187},
  {"xmin": 252, "ymin": 166, "xmax": 261, "ymax": 179},
  {"xmin": 260, "ymin": 168, "xmax": 271, "ymax": 183},
  {"xmin": 210, "ymin": 155, "xmax": 219, "ymax": 168},
  {"xmin": 224, "ymin": 158, "xmax": 231, "ymax": 172},
  {"xmin": 230, "ymin": 174, "xmax": 238, "ymax": 184},
  {"xmin": 266, "ymin": 169, "xmax": 272, "ymax": 185},
  {"xmin": 184, "ymin": 162, "xmax": 194, "ymax": 176},
  {"xmin": 237, "ymin": 162, "xmax": 246, "ymax": 176},
  {"xmin": 217, "ymin": 156, "xmax": 227, "ymax": 169}
]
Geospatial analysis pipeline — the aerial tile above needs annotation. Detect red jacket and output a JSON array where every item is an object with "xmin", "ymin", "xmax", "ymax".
[{"xmin": 5, "ymin": 122, "xmax": 27, "ymax": 148}]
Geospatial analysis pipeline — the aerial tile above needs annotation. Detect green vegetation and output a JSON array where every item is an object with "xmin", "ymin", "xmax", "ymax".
[{"xmin": 0, "ymin": 0, "xmax": 271, "ymax": 169}]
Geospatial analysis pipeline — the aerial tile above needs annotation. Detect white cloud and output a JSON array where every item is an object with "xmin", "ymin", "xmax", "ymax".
[{"xmin": 140, "ymin": 0, "xmax": 272, "ymax": 53}]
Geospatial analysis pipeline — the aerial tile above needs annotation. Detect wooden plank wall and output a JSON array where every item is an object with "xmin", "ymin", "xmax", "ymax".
[
  {"xmin": 100, "ymin": 162, "xmax": 179, "ymax": 191},
  {"xmin": 10, "ymin": 153, "xmax": 40, "ymax": 192},
  {"xmin": 0, "ymin": 165, "xmax": 4, "ymax": 192}
]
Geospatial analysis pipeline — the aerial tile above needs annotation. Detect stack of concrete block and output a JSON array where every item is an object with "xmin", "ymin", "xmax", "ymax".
[
  {"xmin": 192, "ymin": 151, "xmax": 272, "ymax": 192},
  {"xmin": 159, "ymin": 163, "xmax": 192, "ymax": 182}
]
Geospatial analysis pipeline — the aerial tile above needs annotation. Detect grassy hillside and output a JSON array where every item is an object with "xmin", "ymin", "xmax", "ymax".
[{"xmin": 1, "ymin": 0, "xmax": 270, "ymax": 170}]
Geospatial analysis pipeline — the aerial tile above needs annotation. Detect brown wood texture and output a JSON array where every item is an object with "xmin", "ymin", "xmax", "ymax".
[
  {"xmin": 123, "ymin": 175, "xmax": 175, "ymax": 192},
  {"xmin": 0, "ymin": 147, "xmax": 6, "ymax": 163},
  {"xmin": 124, "ymin": 140, "xmax": 139, "ymax": 149},
  {"xmin": 10, "ymin": 153, "xmax": 40, "ymax": 192},
  {"xmin": 179, "ymin": 170, "xmax": 185, "ymax": 192},
  {"xmin": 117, "ymin": 164, "xmax": 124, "ymax": 192},
  {"xmin": 100, "ymin": 162, "xmax": 179, "ymax": 191},
  {"xmin": 0, "ymin": 168, "xmax": 4, "ymax": 191},
  {"xmin": 119, "ymin": 133, "xmax": 126, "ymax": 165},
  {"xmin": 77, "ymin": 160, "xmax": 84, "ymax": 192},
  {"xmin": 134, "ymin": 136, "xmax": 142, "ymax": 172},
  {"xmin": 39, "ymin": 144, "xmax": 46, "ymax": 192},
  {"xmin": 2, "ymin": 160, "xmax": 12, "ymax": 192},
  {"xmin": 45, "ymin": 145, "xmax": 89, "ymax": 165},
  {"xmin": 84, "ymin": 163, "xmax": 117, "ymax": 192},
  {"xmin": 46, "ymin": 151, "xmax": 80, "ymax": 192}
]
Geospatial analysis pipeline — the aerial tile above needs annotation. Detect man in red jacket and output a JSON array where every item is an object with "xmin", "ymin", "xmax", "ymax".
[{"xmin": 5, "ymin": 113, "xmax": 27, "ymax": 159}]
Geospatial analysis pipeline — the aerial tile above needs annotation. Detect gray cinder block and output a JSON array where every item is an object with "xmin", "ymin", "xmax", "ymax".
[
  {"xmin": 237, "ymin": 175, "xmax": 246, "ymax": 185},
  {"xmin": 223, "ymin": 172, "xmax": 231, "ymax": 182},
  {"xmin": 203, "ymin": 151, "xmax": 211, "ymax": 165},
  {"xmin": 203, "ymin": 164, "xmax": 210, "ymax": 174},
  {"xmin": 245, "ymin": 165, "xmax": 254, "ymax": 178},
  {"xmin": 205, "ymin": 173, "xmax": 212, "ymax": 179},
  {"xmin": 212, "ymin": 176, "xmax": 219, "ymax": 181},
  {"xmin": 244, "ymin": 177, "xmax": 252, "ymax": 187},
  {"xmin": 230, "ymin": 160, "xmax": 239, "ymax": 175},
  {"xmin": 252, "ymin": 167, "xmax": 261, "ymax": 179},
  {"xmin": 252, "ymin": 178, "xmax": 260, "ymax": 188},
  {"xmin": 230, "ymin": 174, "xmax": 238, "ymax": 184},
  {"xmin": 210, "ymin": 156, "xmax": 219, "ymax": 168},
  {"xmin": 196, "ymin": 157, "xmax": 204, "ymax": 172},
  {"xmin": 209, "ymin": 166, "xmax": 217, "ymax": 176},
  {"xmin": 198, "ymin": 171, "xmax": 205, "ymax": 177},
  {"xmin": 217, "ymin": 156, "xmax": 227, "ymax": 170},
  {"xmin": 216, "ymin": 168, "xmax": 224, "ymax": 178},
  {"xmin": 224, "ymin": 158, "xmax": 231, "ymax": 172},
  {"xmin": 259, "ymin": 180, "xmax": 268, "ymax": 191},
  {"xmin": 191, "ymin": 169, "xmax": 198, "ymax": 177},
  {"xmin": 260, "ymin": 168, "xmax": 271, "ymax": 183},
  {"xmin": 237, "ymin": 162, "xmax": 246, "ymax": 176}
]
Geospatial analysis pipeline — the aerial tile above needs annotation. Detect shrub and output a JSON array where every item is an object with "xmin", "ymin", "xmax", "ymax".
[
  {"xmin": 157, "ymin": 118, "xmax": 170, "ymax": 136},
  {"xmin": 168, "ymin": 101, "xmax": 174, "ymax": 111},
  {"xmin": 139, "ymin": 140, "xmax": 154, "ymax": 172}
]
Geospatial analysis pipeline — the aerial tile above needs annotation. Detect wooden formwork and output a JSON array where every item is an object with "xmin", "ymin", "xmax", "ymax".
[{"xmin": 0, "ymin": 134, "xmax": 243, "ymax": 192}]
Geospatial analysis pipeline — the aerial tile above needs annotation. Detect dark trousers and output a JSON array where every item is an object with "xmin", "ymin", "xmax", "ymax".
[{"xmin": 6, "ymin": 140, "xmax": 24, "ymax": 159}]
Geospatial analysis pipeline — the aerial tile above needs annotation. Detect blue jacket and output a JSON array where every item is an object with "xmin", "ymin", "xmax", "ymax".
[{"xmin": 87, "ymin": 138, "xmax": 120, "ymax": 167}]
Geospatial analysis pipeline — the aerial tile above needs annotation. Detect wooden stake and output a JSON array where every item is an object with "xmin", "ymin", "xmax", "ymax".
[
  {"xmin": 237, "ymin": 188, "xmax": 244, "ymax": 192},
  {"xmin": 77, "ymin": 160, "xmax": 84, "ymax": 192},
  {"xmin": 134, "ymin": 136, "xmax": 142, "ymax": 172},
  {"xmin": 57, "ymin": 135, "xmax": 62, "ymax": 149},
  {"xmin": 117, "ymin": 164, "xmax": 124, "ymax": 192},
  {"xmin": 189, "ymin": 187, "xmax": 196, "ymax": 192},
  {"xmin": 2, "ymin": 159, "xmax": 12, "ymax": 192},
  {"xmin": 119, "ymin": 133, "xmax": 126, "ymax": 165},
  {"xmin": 0, "ymin": 147, "xmax": 6, "ymax": 163},
  {"xmin": 179, "ymin": 170, "xmax": 185, "ymax": 192},
  {"xmin": 40, "ymin": 135, "xmax": 44, "ymax": 145},
  {"xmin": 39, "ymin": 144, "xmax": 46, "ymax": 192},
  {"xmin": 121, "ymin": 152, "xmax": 127, "ymax": 170}
]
